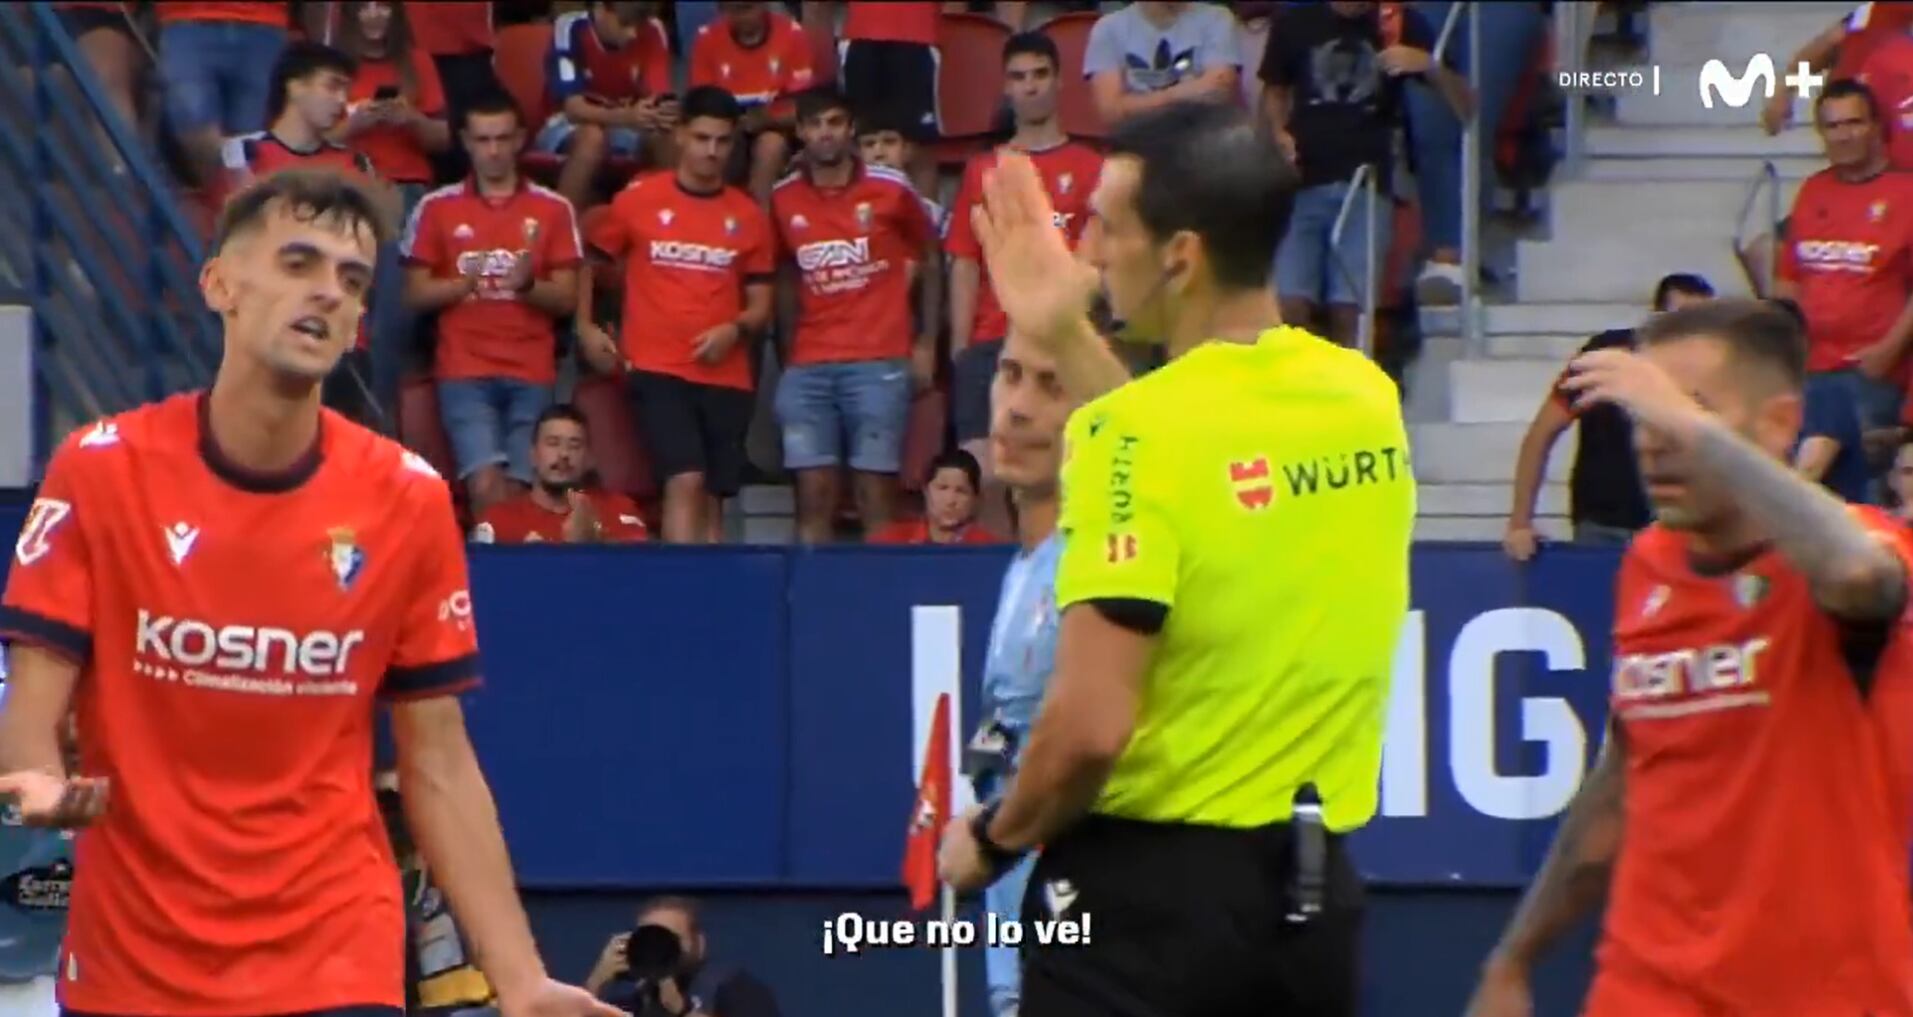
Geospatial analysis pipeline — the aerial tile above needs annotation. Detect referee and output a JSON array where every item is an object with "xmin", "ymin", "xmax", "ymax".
[{"xmin": 936, "ymin": 102, "xmax": 1416, "ymax": 1017}]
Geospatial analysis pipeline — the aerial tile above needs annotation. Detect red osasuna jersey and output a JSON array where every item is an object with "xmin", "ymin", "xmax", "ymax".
[
  {"xmin": 549, "ymin": 9, "xmax": 672, "ymax": 107},
  {"xmin": 1779, "ymin": 168, "xmax": 1913, "ymax": 383},
  {"xmin": 843, "ymin": 1, "xmax": 938, "ymax": 44},
  {"xmin": 588, "ymin": 171, "xmax": 773, "ymax": 390},
  {"xmin": 689, "ymin": 10, "xmax": 816, "ymax": 116},
  {"xmin": 772, "ymin": 161, "xmax": 935, "ymax": 365},
  {"xmin": 0, "ymin": 394, "xmax": 481, "ymax": 1017},
  {"xmin": 946, "ymin": 141, "xmax": 1103, "ymax": 343},
  {"xmin": 155, "ymin": 1, "xmax": 288, "ymax": 27},
  {"xmin": 1588, "ymin": 514, "xmax": 1913, "ymax": 1017},
  {"xmin": 471, "ymin": 490, "xmax": 648, "ymax": 544}
]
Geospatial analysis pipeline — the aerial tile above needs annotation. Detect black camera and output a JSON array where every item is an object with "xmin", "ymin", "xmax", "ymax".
[{"xmin": 622, "ymin": 923, "xmax": 686, "ymax": 1017}]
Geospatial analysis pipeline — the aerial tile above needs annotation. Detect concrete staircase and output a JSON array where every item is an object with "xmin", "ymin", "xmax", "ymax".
[{"xmin": 1413, "ymin": 0, "xmax": 1831, "ymax": 541}]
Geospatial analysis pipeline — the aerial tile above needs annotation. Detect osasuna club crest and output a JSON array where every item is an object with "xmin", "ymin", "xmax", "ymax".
[{"xmin": 1732, "ymin": 572, "xmax": 1768, "ymax": 608}]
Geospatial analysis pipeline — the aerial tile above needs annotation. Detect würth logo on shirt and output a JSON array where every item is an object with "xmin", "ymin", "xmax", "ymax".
[
  {"xmin": 1229, "ymin": 458, "xmax": 1274, "ymax": 510},
  {"xmin": 649, "ymin": 239, "xmax": 737, "ymax": 270}
]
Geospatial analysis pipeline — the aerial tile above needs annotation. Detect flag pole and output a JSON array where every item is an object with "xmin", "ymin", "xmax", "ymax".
[{"xmin": 940, "ymin": 882, "xmax": 958, "ymax": 1017}]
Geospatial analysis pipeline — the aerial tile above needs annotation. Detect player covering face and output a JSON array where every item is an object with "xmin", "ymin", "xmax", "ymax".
[
  {"xmin": 1467, "ymin": 299, "xmax": 1913, "ymax": 1017},
  {"xmin": 0, "ymin": 169, "xmax": 618, "ymax": 1017}
]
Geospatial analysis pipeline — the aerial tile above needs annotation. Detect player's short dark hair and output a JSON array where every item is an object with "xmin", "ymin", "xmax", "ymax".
[
  {"xmin": 929, "ymin": 449, "xmax": 983, "ymax": 494},
  {"xmin": 212, "ymin": 168, "xmax": 394, "ymax": 253},
  {"xmin": 1105, "ymin": 101, "xmax": 1296, "ymax": 292},
  {"xmin": 1003, "ymin": 31, "xmax": 1059, "ymax": 70},
  {"xmin": 458, "ymin": 88, "xmax": 524, "ymax": 133},
  {"xmin": 795, "ymin": 87, "xmax": 852, "ymax": 125},
  {"xmin": 533, "ymin": 403, "xmax": 590, "ymax": 440},
  {"xmin": 681, "ymin": 85, "xmax": 743, "ymax": 126},
  {"xmin": 636, "ymin": 895, "xmax": 703, "ymax": 934},
  {"xmin": 1816, "ymin": 77, "xmax": 1882, "ymax": 124},
  {"xmin": 267, "ymin": 40, "xmax": 357, "ymax": 122},
  {"xmin": 1651, "ymin": 272, "xmax": 1713, "ymax": 310},
  {"xmin": 1637, "ymin": 298, "xmax": 1807, "ymax": 390}
]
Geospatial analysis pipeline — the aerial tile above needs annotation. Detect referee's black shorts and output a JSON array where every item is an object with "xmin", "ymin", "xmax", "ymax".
[{"xmin": 1020, "ymin": 814, "xmax": 1363, "ymax": 1017}]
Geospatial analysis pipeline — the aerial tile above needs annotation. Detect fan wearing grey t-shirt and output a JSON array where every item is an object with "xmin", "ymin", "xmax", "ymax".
[{"xmin": 1083, "ymin": 1, "xmax": 1241, "ymax": 125}]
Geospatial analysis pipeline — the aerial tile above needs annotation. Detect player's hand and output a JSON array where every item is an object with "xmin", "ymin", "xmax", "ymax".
[
  {"xmin": 1378, "ymin": 44, "xmax": 1433, "ymax": 76},
  {"xmin": 579, "ymin": 323, "xmax": 622, "ymax": 375},
  {"xmin": 691, "ymin": 321, "xmax": 742, "ymax": 365},
  {"xmin": 498, "ymin": 977, "xmax": 622, "ymax": 1017},
  {"xmin": 971, "ymin": 150, "xmax": 1101, "ymax": 350},
  {"xmin": 346, "ymin": 101, "xmax": 387, "ymax": 136},
  {"xmin": 0, "ymin": 770, "xmax": 108, "ymax": 828},
  {"xmin": 1502, "ymin": 525, "xmax": 1539, "ymax": 563},
  {"xmin": 911, "ymin": 339, "xmax": 937, "ymax": 393},
  {"xmin": 937, "ymin": 805, "xmax": 992, "ymax": 893},
  {"xmin": 1558, "ymin": 348, "xmax": 1706, "ymax": 447},
  {"xmin": 1462, "ymin": 955, "xmax": 1533, "ymax": 1017},
  {"xmin": 1849, "ymin": 339, "xmax": 1904, "ymax": 381},
  {"xmin": 1760, "ymin": 90, "xmax": 1794, "ymax": 135},
  {"xmin": 562, "ymin": 490, "xmax": 602, "ymax": 544},
  {"xmin": 585, "ymin": 932, "xmax": 629, "ymax": 991},
  {"xmin": 501, "ymin": 251, "xmax": 537, "ymax": 297}
]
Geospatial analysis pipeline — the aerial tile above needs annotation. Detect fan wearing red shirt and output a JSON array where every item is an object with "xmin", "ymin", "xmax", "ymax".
[
  {"xmin": 1762, "ymin": 2, "xmax": 1913, "ymax": 137},
  {"xmin": 803, "ymin": 1, "xmax": 943, "ymax": 196},
  {"xmin": 470, "ymin": 405, "xmax": 648, "ymax": 544},
  {"xmin": 1777, "ymin": 80, "xmax": 1913, "ymax": 445},
  {"xmin": 578, "ymin": 87, "xmax": 775, "ymax": 544},
  {"xmin": 156, "ymin": 1, "xmax": 293, "ymax": 186},
  {"xmin": 1465, "ymin": 300, "xmax": 1913, "ymax": 1017},
  {"xmin": 333, "ymin": 1, "xmax": 451, "ymax": 194},
  {"xmin": 691, "ymin": 1, "xmax": 817, "ymax": 204},
  {"xmin": 0, "ymin": 171, "xmax": 615, "ymax": 1017},
  {"xmin": 772, "ymin": 89, "xmax": 938, "ymax": 543},
  {"xmin": 1859, "ymin": 28, "xmax": 1913, "ymax": 170},
  {"xmin": 948, "ymin": 33, "xmax": 1103, "ymax": 534},
  {"xmin": 536, "ymin": 2, "xmax": 677, "ymax": 213},
  {"xmin": 872, "ymin": 449, "xmax": 1003, "ymax": 545},
  {"xmin": 402, "ymin": 94, "xmax": 583, "ymax": 516}
]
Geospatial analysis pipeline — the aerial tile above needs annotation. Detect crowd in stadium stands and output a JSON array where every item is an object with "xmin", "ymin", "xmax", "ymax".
[
  {"xmin": 48, "ymin": 0, "xmax": 1569, "ymax": 546},
  {"xmin": 1499, "ymin": 1, "xmax": 1913, "ymax": 562}
]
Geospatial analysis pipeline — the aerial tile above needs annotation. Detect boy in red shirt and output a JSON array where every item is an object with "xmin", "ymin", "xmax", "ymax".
[
  {"xmin": 0, "ymin": 169, "xmax": 613, "ymax": 1017},
  {"xmin": 579, "ymin": 86, "xmax": 774, "ymax": 544},
  {"xmin": 690, "ymin": 1, "xmax": 817, "ymax": 205},
  {"xmin": 871, "ymin": 449, "xmax": 1002, "ymax": 545},
  {"xmin": 470, "ymin": 405, "xmax": 648, "ymax": 544},
  {"xmin": 402, "ymin": 93, "xmax": 582, "ymax": 516},
  {"xmin": 537, "ymin": 1, "xmax": 677, "ymax": 212},
  {"xmin": 772, "ymin": 88, "xmax": 937, "ymax": 543},
  {"xmin": 1465, "ymin": 300, "xmax": 1913, "ymax": 1017}
]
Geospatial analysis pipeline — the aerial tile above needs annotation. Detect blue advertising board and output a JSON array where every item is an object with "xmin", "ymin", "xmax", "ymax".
[{"xmin": 0, "ymin": 503, "xmax": 1622, "ymax": 890}]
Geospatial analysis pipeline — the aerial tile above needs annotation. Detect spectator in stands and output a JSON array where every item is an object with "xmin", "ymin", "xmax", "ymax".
[
  {"xmin": 586, "ymin": 898, "xmax": 782, "ymax": 1017},
  {"xmin": 947, "ymin": 32, "xmax": 1103, "ymax": 537},
  {"xmin": 1403, "ymin": 0, "xmax": 1543, "ymax": 306},
  {"xmin": 872, "ymin": 449, "xmax": 1001, "ymax": 544},
  {"xmin": 1762, "ymin": 2, "xmax": 1913, "ymax": 142},
  {"xmin": 402, "ymin": 91, "xmax": 583, "ymax": 516},
  {"xmin": 1502, "ymin": 272, "xmax": 1714, "ymax": 561},
  {"xmin": 580, "ymin": 87, "xmax": 774, "ymax": 544},
  {"xmin": 470, "ymin": 405, "xmax": 649, "ymax": 543},
  {"xmin": 538, "ymin": 1, "xmax": 679, "ymax": 212},
  {"xmin": 1784, "ymin": 292, "xmax": 1875, "ymax": 504},
  {"xmin": 223, "ymin": 42, "xmax": 370, "ymax": 188},
  {"xmin": 771, "ymin": 89, "xmax": 938, "ymax": 543},
  {"xmin": 1890, "ymin": 436, "xmax": 1913, "ymax": 521},
  {"xmin": 56, "ymin": 2, "xmax": 144, "ymax": 152},
  {"xmin": 1084, "ymin": 1, "xmax": 1242, "ymax": 128},
  {"xmin": 691, "ymin": 2, "xmax": 817, "ymax": 205},
  {"xmin": 1776, "ymin": 80, "xmax": 1913, "ymax": 450},
  {"xmin": 808, "ymin": 1, "xmax": 943, "ymax": 197},
  {"xmin": 1261, "ymin": 0, "xmax": 1470, "ymax": 348},
  {"xmin": 158, "ymin": 0, "xmax": 292, "ymax": 188},
  {"xmin": 406, "ymin": 1, "xmax": 501, "ymax": 181},
  {"xmin": 335, "ymin": 1, "xmax": 451, "ymax": 210}
]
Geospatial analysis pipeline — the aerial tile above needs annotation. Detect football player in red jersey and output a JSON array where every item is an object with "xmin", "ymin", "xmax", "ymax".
[
  {"xmin": 0, "ymin": 169, "xmax": 616, "ymax": 1017},
  {"xmin": 1465, "ymin": 299, "xmax": 1913, "ymax": 1017}
]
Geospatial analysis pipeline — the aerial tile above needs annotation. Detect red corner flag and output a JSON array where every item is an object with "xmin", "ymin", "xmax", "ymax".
[{"xmin": 903, "ymin": 692, "xmax": 953, "ymax": 911}]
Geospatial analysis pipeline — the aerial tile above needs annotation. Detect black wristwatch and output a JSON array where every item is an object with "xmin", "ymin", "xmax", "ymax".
[{"xmin": 971, "ymin": 800, "xmax": 1026, "ymax": 879}]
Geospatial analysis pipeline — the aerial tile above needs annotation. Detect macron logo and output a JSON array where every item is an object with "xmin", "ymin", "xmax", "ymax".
[{"xmin": 1699, "ymin": 54, "xmax": 1824, "ymax": 109}]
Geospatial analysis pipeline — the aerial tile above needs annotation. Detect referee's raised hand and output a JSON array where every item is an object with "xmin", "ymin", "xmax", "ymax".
[{"xmin": 971, "ymin": 150, "xmax": 1101, "ymax": 345}]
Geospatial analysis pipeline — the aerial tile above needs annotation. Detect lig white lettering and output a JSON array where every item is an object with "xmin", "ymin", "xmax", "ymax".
[
  {"xmin": 1448, "ymin": 608, "xmax": 1589, "ymax": 822},
  {"xmin": 1380, "ymin": 611, "xmax": 1428, "ymax": 817}
]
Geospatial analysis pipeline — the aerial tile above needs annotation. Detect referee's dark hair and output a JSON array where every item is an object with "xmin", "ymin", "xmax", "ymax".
[
  {"xmin": 1105, "ymin": 101, "xmax": 1297, "ymax": 292},
  {"xmin": 1637, "ymin": 298, "xmax": 1807, "ymax": 390}
]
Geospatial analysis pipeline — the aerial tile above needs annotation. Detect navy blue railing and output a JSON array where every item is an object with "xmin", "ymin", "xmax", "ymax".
[{"xmin": 0, "ymin": 2, "xmax": 220, "ymax": 472}]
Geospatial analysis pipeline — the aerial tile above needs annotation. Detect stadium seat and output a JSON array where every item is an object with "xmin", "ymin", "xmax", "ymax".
[
  {"xmin": 899, "ymin": 386, "xmax": 949, "ymax": 493},
  {"xmin": 1042, "ymin": 12, "xmax": 1107, "ymax": 140},
  {"xmin": 571, "ymin": 373, "xmax": 657, "ymax": 501},
  {"xmin": 932, "ymin": 13, "xmax": 1013, "ymax": 165}
]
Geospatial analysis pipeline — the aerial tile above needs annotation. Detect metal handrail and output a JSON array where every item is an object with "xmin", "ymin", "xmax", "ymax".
[
  {"xmin": 1433, "ymin": 1, "xmax": 1464, "ymax": 63},
  {"xmin": 1459, "ymin": 1, "xmax": 1483, "ymax": 356},
  {"xmin": 1731, "ymin": 160, "xmax": 1783, "ymax": 296},
  {"xmin": 1552, "ymin": 1, "xmax": 1588, "ymax": 171},
  {"xmin": 1328, "ymin": 163, "xmax": 1380, "ymax": 360}
]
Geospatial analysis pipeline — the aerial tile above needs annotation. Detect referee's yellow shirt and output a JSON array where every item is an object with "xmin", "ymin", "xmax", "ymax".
[{"xmin": 1055, "ymin": 326, "xmax": 1415, "ymax": 833}]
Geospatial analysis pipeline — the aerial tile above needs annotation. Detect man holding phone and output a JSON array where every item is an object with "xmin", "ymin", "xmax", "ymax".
[{"xmin": 538, "ymin": 1, "xmax": 679, "ymax": 211}]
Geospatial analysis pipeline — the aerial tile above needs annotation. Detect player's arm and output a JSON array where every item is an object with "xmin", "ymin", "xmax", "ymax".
[
  {"xmin": 522, "ymin": 266, "xmax": 579, "ymax": 319},
  {"xmin": 1475, "ymin": 723, "xmax": 1626, "ymax": 988}
]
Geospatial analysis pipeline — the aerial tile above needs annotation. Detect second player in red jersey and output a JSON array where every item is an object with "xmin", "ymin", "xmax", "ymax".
[
  {"xmin": 1466, "ymin": 300, "xmax": 1913, "ymax": 1017},
  {"xmin": 0, "ymin": 170, "xmax": 615, "ymax": 1017}
]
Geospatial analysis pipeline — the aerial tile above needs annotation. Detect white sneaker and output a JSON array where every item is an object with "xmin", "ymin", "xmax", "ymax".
[{"xmin": 1416, "ymin": 261, "xmax": 1466, "ymax": 306}]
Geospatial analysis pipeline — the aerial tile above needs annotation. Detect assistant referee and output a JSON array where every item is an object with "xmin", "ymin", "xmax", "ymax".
[{"xmin": 936, "ymin": 102, "xmax": 1416, "ymax": 1017}]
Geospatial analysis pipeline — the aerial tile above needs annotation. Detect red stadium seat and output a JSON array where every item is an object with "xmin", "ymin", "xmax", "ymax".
[
  {"xmin": 933, "ymin": 12, "xmax": 1012, "ymax": 165},
  {"xmin": 571, "ymin": 373, "xmax": 657, "ymax": 501},
  {"xmin": 900, "ymin": 386, "xmax": 949, "ymax": 493},
  {"xmin": 1042, "ymin": 12, "xmax": 1107, "ymax": 140}
]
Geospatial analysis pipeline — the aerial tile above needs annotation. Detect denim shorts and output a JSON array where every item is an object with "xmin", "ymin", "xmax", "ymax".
[
  {"xmin": 158, "ymin": 21, "xmax": 287, "ymax": 136},
  {"xmin": 1273, "ymin": 178, "xmax": 1393, "ymax": 308},
  {"xmin": 437, "ymin": 378, "xmax": 552, "ymax": 483},
  {"xmin": 532, "ymin": 112, "xmax": 644, "ymax": 157},
  {"xmin": 1807, "ymin": 368, "xmax": 1905, "ymax": 433},
  {"xmin": 774, "ymin": 358, "xmax": 912, "ymax": 473}
]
